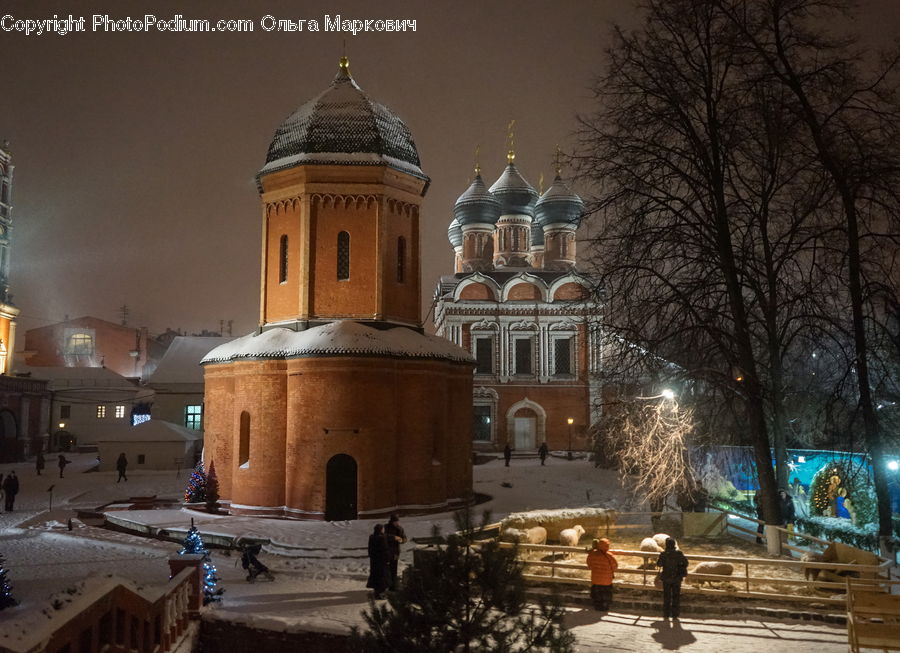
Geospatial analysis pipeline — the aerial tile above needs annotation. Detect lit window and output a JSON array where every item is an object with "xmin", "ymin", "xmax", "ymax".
[
  {"xmin": 397, "ymin": 236, "xmax": 406, "ymax": 283},
  {"xmin": 184, "ymin": 405, "xmax": 202, "ymax": 430},
  {"xmin": 96, "ymin": 405, "xmax": 106, "ymax": 418},
  {"xmin": 337, "ymin": 231, "xmax": 350, "ymax": 280},
  {"xmin": 279, "ymin": 234, "xmax": 288, "ymax": 283},
  {"xmin": 473, "ymin": 405, "xmax": 492, "ymax": 441},
  {"xmin": 475, "ymin": 338, "xmax": 494, "ymax": 375},
  {"xmin": 66, "ymin": 332, "xmax": 94, "ymax": 356},
  {"xmin": 115, "ymin": 405, "xmax": 125, "ymax": 419},
  {"xmin": 514, "ymin": 338, "xmax": 533, "ymax": 375},
  {"xmin": 553, "ymin": 338, "xmax": 573, "ymax": 376}
]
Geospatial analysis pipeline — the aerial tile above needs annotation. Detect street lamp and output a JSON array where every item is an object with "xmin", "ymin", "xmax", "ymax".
[{"xmin": 567, "ymin": 417, "xmax": 574, "ymax": 460}]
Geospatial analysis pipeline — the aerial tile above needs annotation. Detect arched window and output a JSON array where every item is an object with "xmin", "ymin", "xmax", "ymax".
[
  {"xmin": 279, "ymin": 234, "xmax": 288, "ymax": 283},
  {"xmin": 397, "ymin": 236, "xmax": 406, "ymax": 283},
  {"xmin": 239, "ymin": 411, "xmax": 250, "ymax": 467},
  {"xmin": 337, "ymin": 231, "xmax": 350, "ymax": 280}
]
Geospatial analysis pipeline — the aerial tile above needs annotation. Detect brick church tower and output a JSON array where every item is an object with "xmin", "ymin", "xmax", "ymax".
[
  {"xmin": 0, "ymin": 142, "xmax": 20, "ymax": 374},
  {"xmin": 201, "ymin": 58, "xmax": 474, "ymax": 520}
]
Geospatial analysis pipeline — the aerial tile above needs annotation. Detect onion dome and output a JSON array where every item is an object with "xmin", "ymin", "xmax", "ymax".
[
  {"xmin": 448, "ymin": 217, "xmax": 463, "ymax": 248},
  {"xmin": 260, "ymin": 57, "xmax": 427, "ymax": 181},
  {"xmin": 453, "ymin": 173, "xmax": 501, "ymax": 226},
  {"xmin": 534, "ymin": 174, "xmax": 584, "ymax": 228},
  {"xmin": 489, "ymin": 163, "xmax": 539, "ymax": 217}
]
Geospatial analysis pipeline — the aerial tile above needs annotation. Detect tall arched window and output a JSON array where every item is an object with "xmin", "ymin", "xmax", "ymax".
[
  {"xmin": 239, "ymin": 411, "xmax": 250, "ymax": 466},
  {"xmin": 279, "ymin": 235, "xmax": 288, "ymax": 283},
  {"xmin": 337, "ymin": 231, "xmax": 350, "ymax": 280},
  {"xmin": 397, "ymin": 236, "xmax": 406, "ymax": 283}
]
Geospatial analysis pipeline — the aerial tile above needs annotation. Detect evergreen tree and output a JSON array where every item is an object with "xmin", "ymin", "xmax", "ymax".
[
  {"xmin": 183, "ymin": 461, "xmax": 207, "ymax": 504},
  {"xmin": 349, "ymin": 510, "xmax": 574, "ymax": 653},
  {"xmin": 0, "ymin": 553, "xmax": 17, "ymax": 609},
  {"xmin": 179, "ymin": 523, "xmax": 223, "ymax": 605},
  {"xmin": 205, "ymin": 461, "xmax": 220, "ymax": 513}
]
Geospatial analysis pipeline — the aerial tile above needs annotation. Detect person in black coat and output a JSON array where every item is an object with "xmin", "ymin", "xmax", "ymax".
[
  {"xmin": 238, "ymin": 539, "xmax": 273, "ymax": 581},
  {"xmin": 538, "ymin": 442, "xmax": 549, "ymax": 466},
  {"xmin": 58, "ymin": 454, "xmax": 71, "ymax": 478},
  {"xmin": 503, "ymin": 443, "xmax": 512, "ymax": 467},
  {"xmin": 656, "ymin": 538, "xmax": 688, "ymax": 619},
  {"xmin": 35, "ymin": 451, "xmax": 45, "ymax": 476},
  {"xmin": 116, "ymin": 453, "xmax": 128, "ymax": 483},
  {"xmin": 2, "ymin": 471, "xmax": 19, "ymax": 512},
  {"xmin": 384, "ymin": 514, "xmax": 407, "ymax": 591},
  {"xmin": 778, "ymin": 488, "xmax": 796, "ymax": 527},
  {"xmin": 366, "ymin": 523, "xmax": 390, "ymax": 599}
]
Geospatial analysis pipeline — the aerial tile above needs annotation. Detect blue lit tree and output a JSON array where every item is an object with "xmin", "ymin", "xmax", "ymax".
[
  {"xmin": 0, "ymin": 553, "xmax": 17, "ymax": 609},
  {"xmin": 179, "ymin": 523, "xmax": 223, "ymax": 604},
  {"xmin": 184, "ymin": 461, "xmax": 207, "ymax": 504}
]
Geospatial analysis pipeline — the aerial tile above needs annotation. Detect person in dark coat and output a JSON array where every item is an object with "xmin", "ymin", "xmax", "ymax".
[
  {"xmin": 538, "ymin": 442, "xmax": 549, "ymax": 466},
  {"xmin": 503, "ymin": 444, "xmax": 512, "ymax": 467},
  {"xmin": 692, "ymin": 481, "xmax": 708, "ymax": 512},
  {"xmin": 779, "ymin": 488, "xmax": 796, "ymax": 528},
  {"xmin": 116, "ymin": 453, "xmax": 128, "ymax": 483},
  {"xmin": 366, "ymin": 523, "xmax": 390, "ymax": 599},
  {"xmin": 35, "ymin": 451, "xmax": 45, "ymax": 476},
  {"xmin": 2, "ymin": 471, "xmax": 19, "ymax": 512},
  {"xmin": 754, "ymin": 489, "xmax": 765, "ymax": 544},
  {"xmin": 384, "ymin": 513, "xmax": 407, "ymax": 591},
  {"xmin": 656, "ymin": 538, "xmax": 688, "ymax": 619},
  {"xmin": 58, "ymin": 454, "xmax": 71, "ymax": 478},
  {"xmin": 238, "ymin": 539, "xmax": 273, "ymax": 581}
]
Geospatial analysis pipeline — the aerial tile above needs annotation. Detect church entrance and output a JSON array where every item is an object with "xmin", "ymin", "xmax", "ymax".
[
  {"xmin": 325, "ymin": 454, "xmax": 358, "ymax": 521},
  {"xmin": 513, "ymin": 415, "xmax": 536, "ymax": 450}
]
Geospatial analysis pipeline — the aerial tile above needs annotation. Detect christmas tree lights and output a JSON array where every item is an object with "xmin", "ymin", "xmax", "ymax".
[
  {"xmin": 183, "ymin": 461, "xmax": 207, "ymax": 503},
  {"xmin": 179, "ymin": 523, "xmax": 223, "ymax": 604},
  {"xmin": 0, "ymin": 553, "xmax": 16, "ymax": 609}
]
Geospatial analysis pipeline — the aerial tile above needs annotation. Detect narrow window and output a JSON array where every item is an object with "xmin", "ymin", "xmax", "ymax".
[
  {"xmin": 115, "ymin": 405, "xmax": 125, "ymax": 419},
  {"xmin": 475, "ymin": 338, "xmax": 493, "ymax": 375},
  {"xmin": 512, "ymin": 227, "xmax": 520, "ymax": 250},
  {"xmin": 60, "ymin": 405, "xmax": 71, "ymax": 419},
  {"xmin": 96, "ymin": 405, "xmax": 106, "ymax": 418},
  {"xmin": 337, "ymin": 231, "xmax": 350, "ymax": 280},
  {"xmin": 184, "ymin": 405, "xmax": 202, "ymax": 430},
  {"xmin": 473, "ymin": 405, "xmax": 492, "ymax": 441},
  {"xmin": 239, "ymin": 411, "xmax": 250, "ymax": 466},
  {"xmin": 553, "ymin": 338, "xmax": 573, "ymax": 376},
  {"xmin": 137, "ymin": 454, "xmax": 145, "ymax": 465},
  {"xmin": 514, "ymin": 338, "xmax": 533, "ymax": 375},
  {"xmin": 0, "ymin": 181, "xmax": 8, "ymax": 205},
  {"xmin": 279, "ymin": 234, "xmax": 288, "ymax": 283},
  {"xmin": 397, "ymin": 236, "xmax": 406, "ymax": 283}
]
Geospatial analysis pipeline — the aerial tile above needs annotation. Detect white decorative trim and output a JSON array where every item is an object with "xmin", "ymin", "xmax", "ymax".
[
  {"xmin": 473, "ymin": 386, "xmax": 499, "ymax": 400},
  {"xmin": 471, "ymin": 320, "xmax": 500, "ymax": 332},
  {"xmin": 509, "ymin": 320, "xmax": 538, "ymax": 331}
]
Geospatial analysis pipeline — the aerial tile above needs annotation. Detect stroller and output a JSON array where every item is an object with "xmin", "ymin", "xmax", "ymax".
[{"xmin": 238, "ymin": 540, "xmax": 274, "ymax": 582}]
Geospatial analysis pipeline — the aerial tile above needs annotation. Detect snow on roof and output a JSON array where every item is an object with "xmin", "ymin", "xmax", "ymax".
[
  {"xmin": 202, "ymin": 321, "xmax": 473, "ymax": 365},
  {"xmin": 13, "ymin": 365, "xmax": 138, "ymax": 388},
  {"xmin": 146, "ymin": 336, "xmax": 234, "ymax": 384},
  {"xmin": 96, "ymin": 419, "xmax": 201, "ymax": 443}
]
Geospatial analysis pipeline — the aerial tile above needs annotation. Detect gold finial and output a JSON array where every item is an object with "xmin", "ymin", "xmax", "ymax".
[
  {"xmin": 555, "ymin": 144, "xmax": 562, "ymax": 176},
  {"xmin": 539, "ymin": 172, "xmax": 545, "ymax": 195},
  {"xmin": 474, "ymin": 145, "xmax": 481, "ymax": 175},
  {"xmin": 339, "ymin": 55, "xmax": 350, "ymax": 71},
  {"xmin": 507, "ymin": 120, "xmax": 516, "ymax": 163}
]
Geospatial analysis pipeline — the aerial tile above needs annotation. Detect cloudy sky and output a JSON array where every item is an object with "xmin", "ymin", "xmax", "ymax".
[{"xmin": 4, "ymin": 0, "xmax": 898, "ymax": 341}]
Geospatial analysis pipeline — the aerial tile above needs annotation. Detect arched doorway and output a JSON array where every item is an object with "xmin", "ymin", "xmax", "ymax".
[
  {"xmin": 325, "ymin": 454, "xmax": 358, "ymax": 521},
  {"xmin": 505, "ymin": 398, "xmax": 547, "ymax": 451},
  {"xmin": 0, "ymin": 410, "xmax": 17, "ymax": 462}
]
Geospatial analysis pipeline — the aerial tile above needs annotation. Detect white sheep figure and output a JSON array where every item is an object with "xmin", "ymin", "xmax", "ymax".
[
  {"xmin": 692, "ymin": 561, "xmax": 734, "ymax": 586},
  {"xmin": 501, "ymin": 528, "xmax": 525, "ymax": 543},
  {"xmin": 652, "ymin": 533, "xmax": 671, "ymax": 550},
  {"xmin": 640, "ymin": 537, "xmax": 662, "ymax": 553},
  {"xmin": 523, "ymin": 526, "xmax": 548, "ymax": 545},
  {"xmin": 558, "ymin": 525, "xmax": 586, "ymax": 556}
]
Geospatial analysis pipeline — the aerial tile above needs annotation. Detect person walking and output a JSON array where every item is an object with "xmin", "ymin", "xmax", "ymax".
[
  {"xmin": 538, "ymin": 442, "xmax": 549, "ymax": 466},
  {"xmin": 585, "ymin": 538, "xmax": 618, "ymax": 611},
  {"xmin": 35, "ymin": 450, "xmax": 45, "ymax": 476},
  {"xmin": 754, "ymin": 489, "xmax": 765, "ymax": 544},
  {"xmin": 503, "ymin": 443, "xmax": 512, "ymax": 467},
  {"xmin": 384, "ymin": 513, "xmax": 407, "ymax": 591},
  {"xmin": 2, "ymin": 471, "xmax": 19, "ymax": 512},
  {"xmin": 366, "ymin": 523, "xmax": 390, "ymax": 599},
  {"xmin": 116, "ymin": 453, "xmax": 128, "ymax": 483},
  {"xmin": 58, "ymin": 454, "xmax": 71, "ymax": 478},
  {"xmin": 237, "ymin": 539, "xmax": 274, "ymax": 582},
  {"xmin": 656, "ymin": 538, "xmax": 688, "ymax": 619}
]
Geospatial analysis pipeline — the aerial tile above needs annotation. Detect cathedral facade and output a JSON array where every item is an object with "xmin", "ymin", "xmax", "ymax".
[
  {"xmin": 201, "ymin": 59, "xmax": 474, "ymax": 520},
  {"xmin": 434, "ymin": 152, "xmax": 600, "ymax": 454}
]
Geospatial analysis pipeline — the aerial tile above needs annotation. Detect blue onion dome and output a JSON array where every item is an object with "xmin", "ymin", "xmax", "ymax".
[
  {"xmin": 448, "ymin": 217, "xmax": 463, "ymax": 248},
  {"xmin": 260, "ymin": 57, "xmax": 427, "ymax": 181},
  {"xmin": 531, "ymin": 221, "xmax": 545, "ymax": 247},
  {"xmin": 489, "ymin": 162, "xmax": 539, "ymax": 217},
  {"xmin": 453, "ymin": 172, "xmax": 501, "ymax": 226},
  {"xmin": 534, "ymin": 174, "xmax": 584, "ymax": 228}
]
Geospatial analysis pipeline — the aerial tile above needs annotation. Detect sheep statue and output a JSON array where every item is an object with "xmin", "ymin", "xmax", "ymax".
[
  {"xmin": 559, "ymin": 525, "xmax": 586, "ymax": 547},
  {"xmin": 692, "ymin": 561, "xmax": 734, "ymax": 586}
]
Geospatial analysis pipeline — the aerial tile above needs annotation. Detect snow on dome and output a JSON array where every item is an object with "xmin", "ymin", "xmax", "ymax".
[
  {"xmin": 535, "ymin": 174, "xmax": 584, "ymax": 228},
  {"xmin": 453, "ymin": 173, "xmax": 501, "ymax": 226},
  {"xmin": 489, "ymin": 163, "xmax": 539, "ymax": 217},
  {"xmin": 447, "ymin": 217, "xmax": 463, "ymax": 248},
  {"xmin": 261, "ymin": 61, "xmax": 427, "ymax": 181},
  {"xmin": 202, "ymin": 321, "xmax": 474, "ymax": 365}
]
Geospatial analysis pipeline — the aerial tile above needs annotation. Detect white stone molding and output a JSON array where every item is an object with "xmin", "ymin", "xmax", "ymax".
[{"xmin": 505, "ymin": 397, "xmax": 547, "ymax": 448}]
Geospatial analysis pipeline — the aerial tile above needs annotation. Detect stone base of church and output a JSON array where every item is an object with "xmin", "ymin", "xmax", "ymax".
[{"xmin": 220, "ymin": 495, "xmax": 475, "ymax": 521}]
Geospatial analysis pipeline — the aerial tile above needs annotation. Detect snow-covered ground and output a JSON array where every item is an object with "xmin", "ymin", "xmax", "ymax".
[{"xmin": 0, "ymin": 453, "xmax": 850, "ymax": 651}]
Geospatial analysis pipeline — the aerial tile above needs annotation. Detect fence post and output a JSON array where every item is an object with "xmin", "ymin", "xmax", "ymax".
[{"xmin": 764, "ymin": 525, "xmax": 782, "ymax": 556}]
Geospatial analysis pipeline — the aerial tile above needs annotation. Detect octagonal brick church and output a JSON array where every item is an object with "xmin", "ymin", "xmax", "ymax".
[{"xmin": 201, "ymin": 58, "xmax": 475, "ymax": 520}]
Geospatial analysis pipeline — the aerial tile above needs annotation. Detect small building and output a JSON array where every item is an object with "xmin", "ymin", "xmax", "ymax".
[
  {"xmin": 144, "ymin": 336, "xmax": 233, "ymax": 431},
  {"xmin": 96, "ymin": 419, "xmax": 201, "ymax": 472}
]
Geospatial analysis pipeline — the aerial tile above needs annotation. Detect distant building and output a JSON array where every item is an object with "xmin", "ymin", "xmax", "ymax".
[
  {"xmin": 145, "ymin": 336, "xmax": 234, "ymax": 430},
  {"xmin": 434, "ymin": 153, "xmax": 600, "ymax": 453},
  {"xmin": 0, "ymin": 141, "xmax": 21, "ymax": 373},
  {"xmin": 96, "ymin": 419, "xmax": 201, "ymax": 472},
  {"xmin": 23, "ymin": 316, "xmax": 167, "ymax": 380}
]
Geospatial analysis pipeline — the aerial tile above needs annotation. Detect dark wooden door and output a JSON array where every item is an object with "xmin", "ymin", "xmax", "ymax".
[{"xmin": 325, "ymin": 454, "xmax": 358, "ymax": 521}]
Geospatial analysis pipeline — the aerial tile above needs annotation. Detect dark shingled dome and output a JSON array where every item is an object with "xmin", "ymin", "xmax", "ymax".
[
  {"xmin": 261, "ymin": 61, "xmax": 426, "ymax": 181},
  {"xmin": 490, "ymin": 163, "xmax": 539, "ymax": 217},
  {"xmin": 453, "ymin": 173, "xmax": 501, "ymax": 226}
]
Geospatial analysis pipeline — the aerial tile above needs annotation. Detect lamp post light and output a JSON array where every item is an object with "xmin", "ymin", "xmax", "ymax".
[{"xmin": 567, "ymin": 417, "xmax": 574, "ymax": 460}]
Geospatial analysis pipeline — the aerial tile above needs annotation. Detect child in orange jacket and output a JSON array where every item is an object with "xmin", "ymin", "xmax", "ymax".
[{"xmin": 586, "ymin": 538, "xmax": 618, "ymax": 611}]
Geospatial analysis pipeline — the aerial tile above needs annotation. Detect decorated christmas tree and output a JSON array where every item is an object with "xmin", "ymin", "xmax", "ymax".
[
  {"xmin": 0, "ymin": 553, "xmax": 17, "ymax": 609},
  {"xmin": 184, "ymin": 460, "xmax": 207, "ymax": 503},
  {"xmin": 179, "ymin": 523, "xmax": 224, "ymax": 604},
  {"xmin": 205, "ymin": 461, "xmax": 220, "ymax": 514}
]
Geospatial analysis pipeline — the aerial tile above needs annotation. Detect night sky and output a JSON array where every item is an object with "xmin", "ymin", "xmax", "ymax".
[{"xmin": 3, "ymin": 0, "xmax": 899, "ymax": 342}]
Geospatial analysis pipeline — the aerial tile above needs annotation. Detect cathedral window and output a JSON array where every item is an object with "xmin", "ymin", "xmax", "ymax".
[
  {"xmin": 512, "ymin": 227, "xmax": 520, "ymax": 251},
  {"xmin": 474, "ymin": 337, "xmax": 494, "ymax": 375},
  {"xmin": 0, "ymin": 181, "xmax": 8, "ymax": 205},
  {"xmin": 560, "ymin": 233, "xmax": 567, "ymax": 258},
  {"xmin": 279, "ymin": 234, "xmax": 288, "ymax": 283},
  {"xmin": 473, "ymin": 405, "xmax": 493, "ymax": 442},
  {"xmin": 239, "ymin": 411, "xmax": 251, "ymax": 466},
  {"xmin": 513, "ymin": 337, "xmax": 533, "ymax": 375},
  {"xmin": 337, "ymin": 231, "xmax": 350, "ymax": 280},
  {"xmin": 65, "ymin": 331, "xmax": 94, "ymax": 356},
  {"xmin": 185, "ymin": 405, "xmax": 202, "ymax": 430},
  {"xmin": 397, "ymin": 236, "xmax": 406, "ymax": 283},
  {"xmin": 553, "ymin": 337, "xmax": 573, "ymax": 376}
]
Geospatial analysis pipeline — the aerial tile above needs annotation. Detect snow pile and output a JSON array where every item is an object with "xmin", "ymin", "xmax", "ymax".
[
  {"xmin": 502, "ymin": 507, "xmax": 617, "ymax": 542},
  {"xmin": 201, "ymin": 321, "xmax": 473, "ymax": 364}
]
